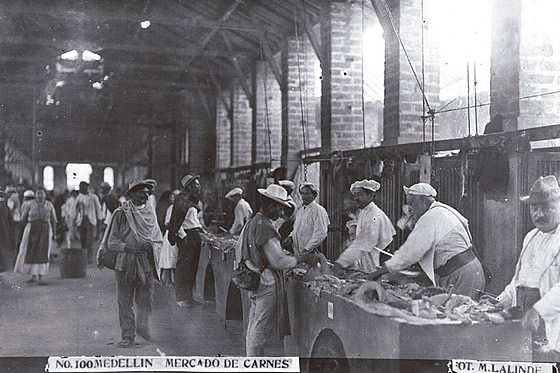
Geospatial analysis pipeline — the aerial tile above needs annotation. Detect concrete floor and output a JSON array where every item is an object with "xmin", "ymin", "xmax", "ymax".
[{"xmin": 0, "ymin": 255, "xmax": 283, "ymax": 362}]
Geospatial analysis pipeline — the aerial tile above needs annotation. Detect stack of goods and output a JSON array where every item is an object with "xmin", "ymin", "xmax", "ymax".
[
  {"xmin": 354, "ymin": 281, "xmax": 511, "ymax": 325},
  {"xmin": 200, "ymin": 232, "xmax": 238, "ymax": 254}
]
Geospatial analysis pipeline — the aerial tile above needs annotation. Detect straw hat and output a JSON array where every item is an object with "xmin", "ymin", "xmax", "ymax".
[
  {"xmin": 181, "ymin": 174, "xmax": 200, "ymax": 189},
  {"xmin": 124, "ymin": 179, "xmax": 151, "ymax": 196},
  {"xmin": 520, "ymin": 175, "xmax": 560, "ymax": 204},
  {"xmin": 225, "ymin": 188, "xmax": 243, "ymax": 199},
  {"xmin": 258, "ymin": 184, "xmax": 291, "ymax": 208}
]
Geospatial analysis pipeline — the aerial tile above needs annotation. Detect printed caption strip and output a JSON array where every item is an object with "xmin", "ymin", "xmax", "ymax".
[
  {"xmin": 46, "ymin": 356, "xmax": 300, "ymax": 372},
  {"xmin": 449, "ymin": 360, "xmax": 557, "ymax": 373}
]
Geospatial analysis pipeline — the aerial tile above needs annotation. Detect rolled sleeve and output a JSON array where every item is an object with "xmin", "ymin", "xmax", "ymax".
[
  {"xmin": 263, "ymin": 238, "xmax": 297, "ymax": 270},
  {"xmin": 384, "ymin": 217, "xmax": 436, "ymax": 272}
]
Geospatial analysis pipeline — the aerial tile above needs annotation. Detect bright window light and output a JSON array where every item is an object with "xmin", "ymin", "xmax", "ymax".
[
  {"xmin": 103, "ymin": 167, "xmax": 114, "ymax": 187},
  {"xmin": 82, "ymin": 50, "xmax": 102, "ymax": 62},
  {"xmin": 140, "ymin": 20, "xmax": 151, "ymax": 29},
  {"xmin": 60, "ymin": 50, "xmax": 79, "ymax": 61},
  {"xmin": 43, "ymin": 166, "xmax": 54, "ymax": 191},
  {"xmin": 65, "ymin": 163, "xmax": 93, "ymax": 191}
]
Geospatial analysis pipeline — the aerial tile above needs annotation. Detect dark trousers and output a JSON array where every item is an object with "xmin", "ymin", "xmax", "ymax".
[
  {"xmin": 79, "ymin": 217, "xmax": 95, "ymax": 262},
  {"xmin": 175, "ymin": 230, "xmax": 201, "ymax": 302},
  {"xmin": 115, "ymin": 270, "xmax": 154, "ymax": 341}
]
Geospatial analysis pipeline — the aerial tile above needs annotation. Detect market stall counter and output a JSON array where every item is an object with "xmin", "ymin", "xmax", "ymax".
[{"xmin": 283, "ymin": 275, "xmax": 532, "ymax": 372}]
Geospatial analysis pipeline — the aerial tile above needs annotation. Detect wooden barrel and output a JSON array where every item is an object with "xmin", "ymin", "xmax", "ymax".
[{"xmin": 60, "ymin": 249, "xmax": 87, "ymax": 278}]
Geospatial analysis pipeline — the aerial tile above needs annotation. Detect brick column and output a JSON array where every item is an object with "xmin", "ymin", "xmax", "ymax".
[
  {"xmin": 232, "ymin": 80, "xmax": 253, "ymax": 167},
  {"xmin": 282, "ymin": 36, "xmax": 318, "ymax": 176},
  {"xmin": 321, "ymin": 0, "xmax": 367, "ymax": 152},
  {"xmin": 382, "ymin": 0, "xmax": 439, "ymax": 145},
  {"xmin": 255, "ymin": 61, "xmax": 282, "ymax": 169},
  {"xmin": 216, "ymin": 89, "xmax": 232, "ymax": 169},
  {"xmin": 491, "ymin": 0, "xmax": 560, "ymax": 130}
]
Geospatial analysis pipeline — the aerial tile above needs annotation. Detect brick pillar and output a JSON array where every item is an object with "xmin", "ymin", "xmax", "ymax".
[
  {"xmin": 255, "ymin": 61, "xmax": 282, "ymax": 169},
  {"xmin": 232, "ymin": 80, "xmax": 253, "ymax": 167},
  {"xmin": 216, "ymin": 89, "xmax": 232, "ymax": 169},
  {"xmin": 492, "ymin": 0, "xmax": 560, "ymax": 130},
  {"xmin": 282, "ymin": 36, "xmax": 318, "ymax": 177},
  {"xmin": 382, "ymin": 0, "xmax": 439, "ymax": 145},
  {"xmin": 321, "ymin": 0, "xmax": 367, "ymax": 153},
  {"xmin": 53, "ymin": 165, "xmax": 66, "ymax": 193}
]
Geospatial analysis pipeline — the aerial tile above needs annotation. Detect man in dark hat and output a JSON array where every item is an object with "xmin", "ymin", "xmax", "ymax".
[
  {"xmin": 240, "ymin": 184, "xmax": 319, "ymax": 356},
  {"xmin": 97, "ymin": 179, "xmax": 162, "ymax": 347},
  {"xmin": 168, "ymin": 175, "xmax": 204, "ymax": 308},
  {"xmin": 77, "ymin": 181, "xmax": 102, "ymax": 263},
  {"xmin": 496, "ymin": 175, "xmax": 560, "ymax": 355}
]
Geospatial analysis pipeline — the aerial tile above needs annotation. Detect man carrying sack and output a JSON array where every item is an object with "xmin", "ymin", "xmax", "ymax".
[{"xmin": 97, "ymin": 179, "xmax": 162, "ymax": 347}]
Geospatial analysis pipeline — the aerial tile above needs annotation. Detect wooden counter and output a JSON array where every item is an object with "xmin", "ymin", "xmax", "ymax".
[{"xmin": 284, "ymin": 278, "xmax": 532, "ymax": 362}]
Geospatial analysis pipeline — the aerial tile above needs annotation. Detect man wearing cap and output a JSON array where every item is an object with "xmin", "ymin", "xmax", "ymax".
[
  {"xmin": 225, "ymin": 188, "xmax": 253, "ymax": 235},
  {"xmin": 168, "ymin": 175, "xmax": 204, "ymax": 307},
  {"xmin": 77, "ymin": 181, "xmax": 102, "ymax": 263},
  {"xmin": 287, "ymin": 182, "xmax": 330, "ymax": 255},
  {"xmin": 240, "ymin": 184, "xmax": 319, "ymax": 356},
  {"xmin": 97, "ymin": 179, "xmax": 162, "ymax": 347},
  {"xmin": 495, "ymin": 175, "xmax": 560, "ymax": 354},
  {"xmin": 333, "ymin": 179, "xmax": 396, "ymax": 273},
  {"xmin": 369, "ymin": 183, "xmax": 485, "ymax": 299}
]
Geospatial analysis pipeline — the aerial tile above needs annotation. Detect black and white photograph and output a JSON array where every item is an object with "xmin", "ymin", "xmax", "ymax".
[{"xmin": 1, "ymin": 0, "xmax": 560, "ymax": 372}]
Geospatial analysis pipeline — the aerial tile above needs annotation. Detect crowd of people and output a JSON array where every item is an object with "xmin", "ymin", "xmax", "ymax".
[{"xmin": 2, "ymin": 172, "xmax": 560, "ymax": 358}]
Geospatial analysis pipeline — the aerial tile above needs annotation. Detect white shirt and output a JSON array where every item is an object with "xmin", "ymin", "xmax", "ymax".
[
  {"xmin": 290, "ymin": 200, "xmax": 330, "ymax": 255},
  {"xmin": 336, "ymin": 202, "xmax": 396, "ymax": 269},
  {"xmin": 498, "ymin": 225, "xmax": 560, "ymax": 352},
  {"xmin": 230, "ymin": 198, "xmax": 253, "ymax": 235},
  {"xmin": 178, "ymin": 207, "xmax": 202, "ymax": 239},
  {"xmin": 76, "ymin": 192, "xmax": 102, "ymax": 226},
  {"xmin": 384, "ymin": 202, "xmax": 471, "ymax": 284}
]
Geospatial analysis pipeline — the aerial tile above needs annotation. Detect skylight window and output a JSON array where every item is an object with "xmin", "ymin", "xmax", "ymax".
[
  {"xmin": 81, "ymin": 50, "xmax": 102, "ymax": 61},
  {"xmin": 60, "ymin": 50, "xmax": 79, "ymax": 61}
]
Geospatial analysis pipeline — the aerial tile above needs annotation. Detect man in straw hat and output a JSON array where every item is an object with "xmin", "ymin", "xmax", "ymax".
[
  {"xmin": 496, "ymin": 175, "xmax": 560, "ymax": 355},
  {"xmin": 240, "ymin": 184, "xmax": 320, "ymax": 356},
  {"xmin": 168, "ymin": 175, "xmax": 204, "ymax": 308},
  {"xmin": 225, "ymin": 187, "xmax": 253, "ymax": 235},
  {"xmin": 369, "ymin": 182, "xmax": 485, "ymax": 299},
  {"xmin": 97, "ymin": 179, "xmax": 163, "ymax": 347},
  {"xmin": 333, "ymin": 179, "xmax": 396, "ymax": 274},
  {"xmin": 287, "ymin": 182, "xmax": 329, "ymax": 255}
]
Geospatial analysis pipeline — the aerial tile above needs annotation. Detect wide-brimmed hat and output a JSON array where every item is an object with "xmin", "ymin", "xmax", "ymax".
[
  {"xmin": 225, "ymin": 187, "xmax": 243, "ymax": 199},
  {"xmin": 258, "ymin": 184, "xmax": 291, "ymax": 208},
  {"xmin": 299, "ymin": 181, "xmax": 319, "ymax": 196},
  {"xmin": 520, "ymin": 175, "xmax": 560, "ymax": 204},
  {"xmin": 124, "ymin": 179, "xmax": 151, "ymax": 196},
  {"xmin": 23, "ymin": 190, "xmax": 35, "ymax": 198},
  {"xmin": 144, "ymin": 178, "xmax": 157, "ymax": 189},
  {"xmin": 403, "ymin": 183, "xmax": 437, "ymax": 197},
  {"xmin": 181, "ymin": 174, "xmax": 200, "ymax": 189},
  {"xmin": 350, "ymin": 179, "xmax": 380, "ymax": 194}
]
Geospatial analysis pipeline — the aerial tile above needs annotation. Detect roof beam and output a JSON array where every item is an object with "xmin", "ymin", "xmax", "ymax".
[
  {"xmin": 0, "ymin": 4, "xmax": 257, "ymax": 33},
  {"xmin": 190, "ymin": 76, "xmax": 213, "ymax": 122},
  {"xmin": 296, "ymin": 0, "xmax": 322, "ymax": 64},
  {"xmin": 221, "ymin": 32, "xmax": 254, "ymax": 110},
  {"xmin": 0, "ymin": 35, "xmax": 252, "ymax": 59},
  {"xmin": 181, "ymin": 0, "xmax": 244, "ymax": 70}
]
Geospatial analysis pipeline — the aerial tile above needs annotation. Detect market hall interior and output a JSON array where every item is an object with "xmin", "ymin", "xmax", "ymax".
[{"xmin": 2, "ymin": 0, "xmax": 560, "ymax": 370}]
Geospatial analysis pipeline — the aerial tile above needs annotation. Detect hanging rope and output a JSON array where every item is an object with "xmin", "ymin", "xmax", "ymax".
[
  {"xmin": 467, "ymin": 62, "xmax": 471, "ymax": 137},
  {"xmin": 380, "ymin": 0, "xmax": 432, "ymax": 112},
  {"xmin": 259, "ymin": 38, "xmax": 273, "ymax": 166},
  {"xmin": 361, "ymin": 0, "xmax": 367, "ymax": 148},
  {"xmin": 294, "ymin": 4, "xmax": 308, "ymax": 181},
  {"xmin": 421, "ymin": 0, "xmax": 427, "ymax": 148},
  {"xmin": 473, "ymin": 62, "xmax": 479, "ymax": 135}
]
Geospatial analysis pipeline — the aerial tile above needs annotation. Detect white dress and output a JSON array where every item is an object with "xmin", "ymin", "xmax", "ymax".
[{"xmin": 154, "ymin": 205, "xmax": 178, "ymax": 276}]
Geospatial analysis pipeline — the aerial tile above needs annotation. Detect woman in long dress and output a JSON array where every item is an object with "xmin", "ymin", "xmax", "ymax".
[{"xmin": 14, "ymin": 187, "xmax": 57, "ymax": 285}]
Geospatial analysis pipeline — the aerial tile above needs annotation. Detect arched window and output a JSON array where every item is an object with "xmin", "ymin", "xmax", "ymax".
[
  {"xmin": 103, "ymin": 167, "xmax": 114, "ymax": 187},
  {"xmin": 65, "ymin": 163, "xmax": 92, "ymax": 191},
  {"xmin": 43, "ymin": 166, "xmax": 54, "ymax": 191}
]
